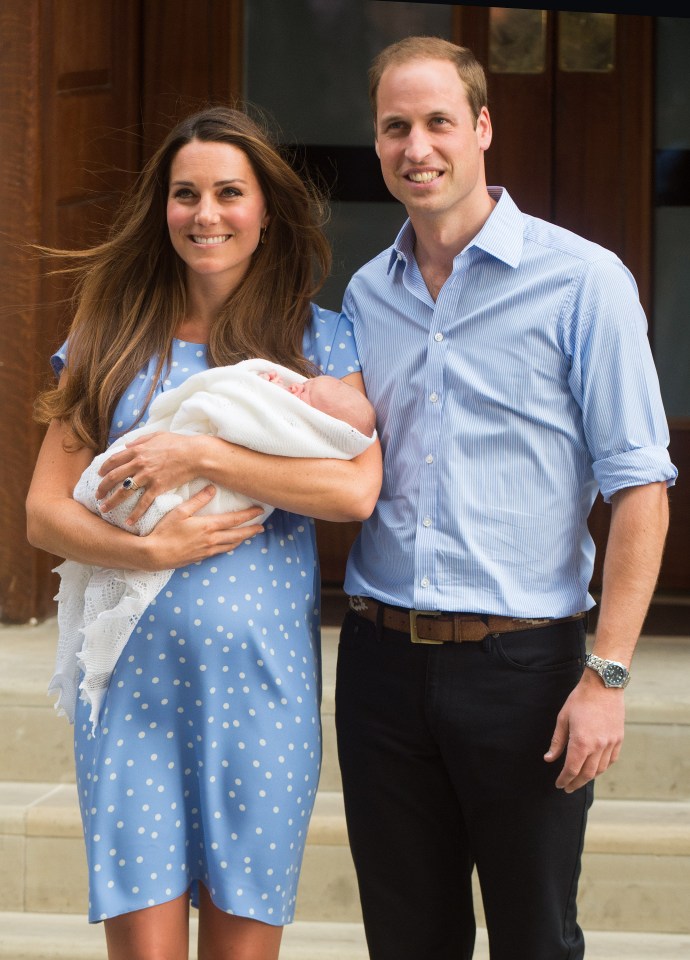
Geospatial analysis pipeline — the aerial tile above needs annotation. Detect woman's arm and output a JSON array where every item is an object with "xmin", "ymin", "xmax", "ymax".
[
  {"xmin": 96, "ymin": 372, "xmax": 383, "ymax": 525},
  {"xmin": 26, "ymin": 419, "xmax": 265, "ymax": 571},
  {"xmin": 201, "ymin": 436, "xmax": 382, "ymax": 521}
]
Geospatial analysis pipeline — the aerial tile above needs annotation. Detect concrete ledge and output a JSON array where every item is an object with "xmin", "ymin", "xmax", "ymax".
[
  {"xmin": 2, "ymin": 913, "xmax": 690, "ymax": 960},
  {"xmin": 586, "ymin": 799, "xmax": 690, "ymax": 855}
]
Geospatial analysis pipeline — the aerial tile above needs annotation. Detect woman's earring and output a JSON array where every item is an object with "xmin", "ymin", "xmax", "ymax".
[{"xmin": 260, "ymin": 226, "xmax": 267, "ymax": 245}]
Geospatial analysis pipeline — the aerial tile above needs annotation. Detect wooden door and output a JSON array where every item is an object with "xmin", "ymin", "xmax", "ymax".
[{"xmin": 0, "ymin": 0, "xmax": 141, "ymax": 623}]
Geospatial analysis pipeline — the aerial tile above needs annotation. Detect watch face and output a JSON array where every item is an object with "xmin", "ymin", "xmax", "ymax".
[{"xmin": 603, "ymin": 663, "xmax": 627, "ymax": 686}]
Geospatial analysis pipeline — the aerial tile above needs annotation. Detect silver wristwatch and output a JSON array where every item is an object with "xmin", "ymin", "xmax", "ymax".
[{"xmin": 584, "ymin": 653, "xmax": 630, "ymax": 688}]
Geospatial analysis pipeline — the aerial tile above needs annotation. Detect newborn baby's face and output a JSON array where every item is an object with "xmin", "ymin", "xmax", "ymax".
[
  {"xmin": 288, "ymin": 379, "xmax": 318, "ymax": 404},
  {"xmin": 287, "ymin": 377, "xmax": 347, "ymax": 412},
  {"xmin": 258, "ymin": 369, "xmax": 325, "ymax": 406}
]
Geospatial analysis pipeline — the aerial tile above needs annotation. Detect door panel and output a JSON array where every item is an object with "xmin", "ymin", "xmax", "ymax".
[
  {"xmin": 140, "ymin": 0, "xmax": 243, "ymax": 159},
  {"xmin": 1, "ymin": 0, "xmax": 142, "ymax": 623},
  {"xmin": 455, "ymin": 7, "xmax": 555, "ymax": 221}
]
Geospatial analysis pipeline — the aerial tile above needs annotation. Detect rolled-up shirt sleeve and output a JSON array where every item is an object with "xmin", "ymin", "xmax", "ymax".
[{"xmin": 565, "ymin": 257, "xmax": 677, "ymax": 502}]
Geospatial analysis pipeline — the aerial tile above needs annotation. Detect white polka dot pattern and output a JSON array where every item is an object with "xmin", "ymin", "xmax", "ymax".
[{"xmin": 65, "ymin": 306, "xmax": 361, "ymax": 925}]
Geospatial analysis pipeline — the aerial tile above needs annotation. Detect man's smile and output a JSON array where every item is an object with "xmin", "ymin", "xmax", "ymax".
[{"xmin": 405, "ymin": 170, "xmax": 443, "ymax": 183}]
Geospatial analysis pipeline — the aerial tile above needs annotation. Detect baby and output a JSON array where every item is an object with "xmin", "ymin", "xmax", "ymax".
[{"xmin": 260, "ymin": 370, "xmax": 376, "ymax": 436}]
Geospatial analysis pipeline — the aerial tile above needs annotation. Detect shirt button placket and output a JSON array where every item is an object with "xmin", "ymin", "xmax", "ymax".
[{"xmin": 413, "ymin": 309, "xmax": 447, "ymax": 607}]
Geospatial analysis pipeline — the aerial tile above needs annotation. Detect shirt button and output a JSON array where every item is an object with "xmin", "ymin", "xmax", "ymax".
[
  {"xmin": 397, "ymin": 252, "xmax": 403, "ymax": 261},
  {"xmin": 425, "ymin": 454, "xmax": 434, "ymax": 464},
  {"xmin": 423, "ymin": 517, "xmax": 432, "ymax": 527},
  {"xmin": 434, "ymin": 332, "xmax": 444, "ymax": 342},
  {"xmin": 429, "ymin": 393, "xmax": 438, "ymax": 403},
  {"xmin": 420, "ymin": 577, "xmax": 430, "ymax": 588}
]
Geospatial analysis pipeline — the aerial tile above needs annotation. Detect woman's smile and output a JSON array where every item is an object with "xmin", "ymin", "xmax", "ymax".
[{"xmin": 190, "ymin": 233, "xmax": 231, "ymax": 244}]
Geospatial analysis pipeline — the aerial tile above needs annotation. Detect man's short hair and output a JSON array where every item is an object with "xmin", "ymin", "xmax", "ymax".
[{"xmin": 368, "ymin": 36, "xmax": 488, "ymax": 127}]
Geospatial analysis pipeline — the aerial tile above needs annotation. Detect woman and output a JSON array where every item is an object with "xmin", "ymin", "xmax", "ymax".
[{"xmin": 26, "ymin": 106, "xmax": 381, "ymax": 960}]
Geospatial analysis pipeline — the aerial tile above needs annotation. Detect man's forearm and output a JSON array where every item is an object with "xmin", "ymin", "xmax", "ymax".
[{"xmin": 591, "ymin": 481, "xmax": 669, "ymax": 665}]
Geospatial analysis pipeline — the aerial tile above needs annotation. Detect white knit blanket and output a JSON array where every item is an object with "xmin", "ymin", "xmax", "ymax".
[{"xmin": 50, "ymin": 359, "xmax": 375, "ymax": 730}]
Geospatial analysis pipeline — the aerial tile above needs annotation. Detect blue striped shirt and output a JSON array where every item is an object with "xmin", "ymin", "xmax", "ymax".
[{"xmin": 343, "ymin": 188, "xmax": 677, "ymax": 618}]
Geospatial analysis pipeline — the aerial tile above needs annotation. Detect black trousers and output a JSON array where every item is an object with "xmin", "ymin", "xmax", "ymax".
[{"xmin": 335, "ymin": 609, "xmax": 593, "ymax": 960}]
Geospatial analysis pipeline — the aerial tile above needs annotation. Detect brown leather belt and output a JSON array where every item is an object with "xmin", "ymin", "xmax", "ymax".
[{"xmin": 349, "ymin": 596, "xmax": 586, "ymax": 644}]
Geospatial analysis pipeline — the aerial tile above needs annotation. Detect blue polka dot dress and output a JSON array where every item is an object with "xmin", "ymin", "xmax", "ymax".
[{"xmin": 55, "ymin": 306, "xmax": 361, "ymax": 924}]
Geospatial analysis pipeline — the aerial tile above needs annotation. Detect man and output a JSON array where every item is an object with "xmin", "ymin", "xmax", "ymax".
[{"xmin": 335, "ymin": 36, "xmax": 677, "ymax": 960}]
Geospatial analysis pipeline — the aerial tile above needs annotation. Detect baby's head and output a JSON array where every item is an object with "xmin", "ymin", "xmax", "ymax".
[
  {"xmin": 261, "ymin": 370, "xmax": 375, "ymax": 435},
  {"xmin": 291, "ymin": 376, "xmax": 376, "ymax": 435}
]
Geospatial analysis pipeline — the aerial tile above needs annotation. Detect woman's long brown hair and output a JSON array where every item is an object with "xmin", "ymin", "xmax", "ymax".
[{"xmin": 34, "ymin": 106, "xmax": 332, "ymax": 452}]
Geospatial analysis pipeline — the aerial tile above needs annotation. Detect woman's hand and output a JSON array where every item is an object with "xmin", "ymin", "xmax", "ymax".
[
  {"xmin": 26, "ymin": 417, "xmax": 266, "ymax": 570},
  {"xmin": 96, "ymin": 432, "xmax": 207, "ymax": 521},
  {"xmin": 139, "ymin": 484, "xmax": 266, "ymax": 571}
]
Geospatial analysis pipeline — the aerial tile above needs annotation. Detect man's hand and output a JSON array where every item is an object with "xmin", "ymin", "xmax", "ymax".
[
  {"xmin": 545, "ymin": 481, "xmax": 669, "ymax": 793},
  {"xmin": 544, "ymin": 671, "xmax": 625, "ymax": 792}
]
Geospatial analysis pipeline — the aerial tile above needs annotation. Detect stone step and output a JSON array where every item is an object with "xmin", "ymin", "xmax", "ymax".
[
  {"xmin": 1, "ymin": 912, "xmax": 690, "ymax": 960},
  {"xmin": 2, "ymin": 622, "xmax": 690, "ymax": 802},
  {"xmin": 2, "ymin": 782, "xmax": 689, "ymax": 934}
]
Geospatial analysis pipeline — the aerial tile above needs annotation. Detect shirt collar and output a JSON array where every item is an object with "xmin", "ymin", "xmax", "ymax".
[
  {"xmin": 471, "ymin": 187, "xmax": 524, "ymax": 268},
  {"xmin": 387, "ymin": 219, "xmax": 416, "ymax": 273},
  {"xmin": 387, "ymin": 186, "xmax": 524, "ymax": 274}
]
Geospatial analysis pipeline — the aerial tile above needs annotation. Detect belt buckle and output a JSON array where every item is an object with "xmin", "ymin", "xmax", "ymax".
[{"xmin": 410, "ymin": 609, "xmax": 444, "ymax": 644}]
